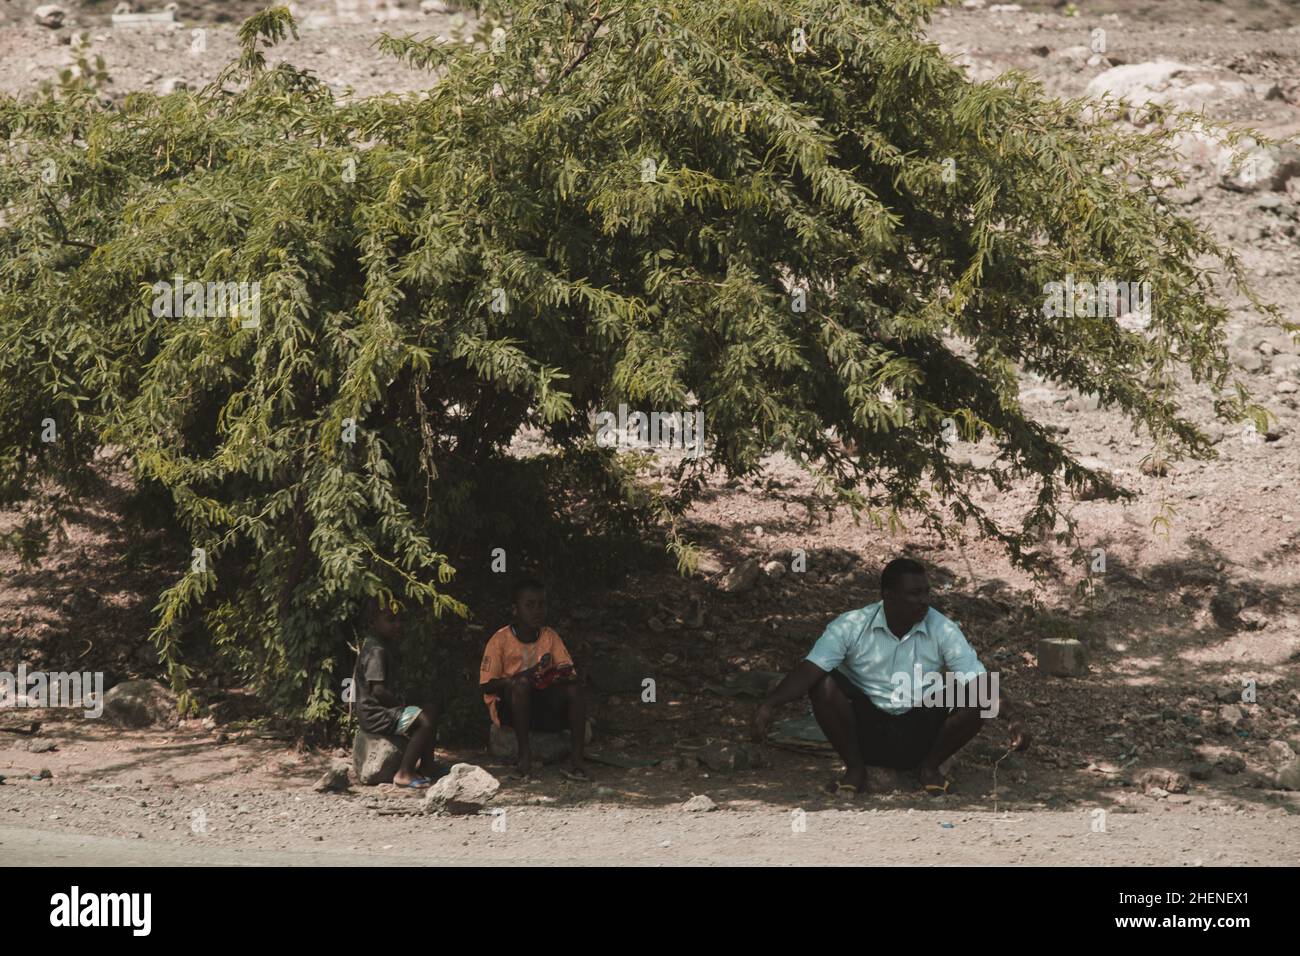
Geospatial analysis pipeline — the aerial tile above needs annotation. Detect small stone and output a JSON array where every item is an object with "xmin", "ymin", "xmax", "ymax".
[
  {"xmin": 26, "ymin": 738, "xmax": 57, "ymax": 753},
  {"xmin": 1037, "ymin": 637, "xmax": 1087, "ymax": 677},
  {"xmin": 1216, "ymin": 754, "xmax": 1246, "ymax": 774},
  {"xmin": 682, "ymin": 794, "xmax": 717, "ymax": 812},
  {"xmin": 699, "ymin": 742, "xmax": 765, "ymax": 772},
  {"xmin": 719, "ymin": 559, "xmax": 761, "ymax": 594},
  {"xmin": 762, "ymin": 560, "xmax": 786, "ymax": 579},
  {"xmin": 1141, "ymin": 769, "xmax": 1189, "ymax": 794},
  {"xmin": 33, "ymin": 5, "xmax": 66, "ymax": 29}
]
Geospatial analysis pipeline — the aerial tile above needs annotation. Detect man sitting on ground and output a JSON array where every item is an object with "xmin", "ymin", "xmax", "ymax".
[
  {"xmin": 479, "ymin": 578, "xmax": 589, "ymax": 781},
  {"xmin": 752, "ymin": 557, "xmax": 1029, "ymax": 795}
]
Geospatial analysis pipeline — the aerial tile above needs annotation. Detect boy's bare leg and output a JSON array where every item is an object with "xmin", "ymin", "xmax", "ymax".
[
  {"xmin": 564, "ymin": 681, "xmax": 588, "ymax": 775},
  {"xmin": 395, "ymin": 711, "xmax": 436, "ymax": 786},
  {"xmin": 415, "ymin": 702, "xmax": 441, "ymax": 779},
  {"xmin": 509, "ymin": 680, "xmax": 534, "ymax": 774}
]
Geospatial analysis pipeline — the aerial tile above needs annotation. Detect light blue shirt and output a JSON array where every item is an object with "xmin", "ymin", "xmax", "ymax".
[{"xmin": 805, "ymin": 602, "xmax": 986, "ymax": 715}]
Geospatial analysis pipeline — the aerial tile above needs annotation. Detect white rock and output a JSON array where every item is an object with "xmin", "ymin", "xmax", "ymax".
[
  {"xmin": 424, "ymin": 763, "xmax": 500, "ymax": 814},
  {"xmin": 682, "ymin": 794, "xmax": 717, "ymax": 812},
  {"xmin": 33, "ymin": 5, "xmax": 66, "ymax": 29},
  {"xmin": 1086, "ymin": 62, "xmax": 1251, "ymax": 118}
]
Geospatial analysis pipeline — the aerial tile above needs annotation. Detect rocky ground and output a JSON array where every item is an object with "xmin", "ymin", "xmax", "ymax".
[{"xmin": 3, "ymin": 0, "xmax": 1300, "ymax": 865}]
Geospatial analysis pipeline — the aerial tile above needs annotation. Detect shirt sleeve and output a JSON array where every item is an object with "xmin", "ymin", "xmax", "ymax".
[
  {"xmin": 479, "ymin": 637, "xmax": 502, "ymax": 686},
  {"xmin": 363, "ymin": 643, "xmax": 388, "ymax": 684},
  {"xmin": 805, "ymin": 612, "xmax": 854, "ymax": 673},
  {"xmin": 548, "ymin": 631, "xmax": 576, "ymax": 675},
  {"xmin": 937, "ymin": 620, "xmax": 986, "ymax": 681}
]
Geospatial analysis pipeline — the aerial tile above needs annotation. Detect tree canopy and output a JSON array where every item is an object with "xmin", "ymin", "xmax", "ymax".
[{"xmin": 0, "ymin": 0, "xmax": 1279, "ymax": 718}]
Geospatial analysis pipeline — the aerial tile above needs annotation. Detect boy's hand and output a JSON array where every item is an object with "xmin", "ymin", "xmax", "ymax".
[{"xmin": 510, "ymin": 666, "xmax": 540, "ymax": 687}]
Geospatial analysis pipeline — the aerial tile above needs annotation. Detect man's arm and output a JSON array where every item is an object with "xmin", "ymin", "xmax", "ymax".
[
  {"xmin": 751, "ymin": 661, "xmax": 830, "ymax": 740},
  {"xmin": 369, "ymin": 680, "xmax": 400, "ymax": 708}
]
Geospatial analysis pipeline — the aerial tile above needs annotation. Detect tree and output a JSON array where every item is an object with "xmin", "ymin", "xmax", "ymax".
[{"xmin": 0, "ymin": 0, "xmax": 1282, "ymax": 719}]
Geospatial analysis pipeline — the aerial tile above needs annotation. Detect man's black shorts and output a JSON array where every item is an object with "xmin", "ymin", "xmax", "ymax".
[
  {"xmin": 496, "ymin": 683, "xmax": 571, "ymax": 732},
  {"xmin": 830, "ymin": 669, "xmax": 951, "ymax": 769}
]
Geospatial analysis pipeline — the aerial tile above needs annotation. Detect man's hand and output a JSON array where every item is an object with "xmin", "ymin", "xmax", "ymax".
[
  {"xmin": 1008, "ymin": 719, "xmax": 1030, "ymax": 752},
  {"xmin": 751, "ymin": 702, "xmax": 774, "ymax": 742}
]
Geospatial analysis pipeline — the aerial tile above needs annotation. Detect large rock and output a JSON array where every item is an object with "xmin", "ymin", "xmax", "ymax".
[
  {"xmin": 102, "ymin": 680, "xmax": 178, "ymax": 728},
  {"xmin": 1218, "ymin": 144, "xmax": 1300, "ymax": 193},
  {"xmin": 1086, "ymin": 62, "xmax": 1251, "ymax": 117},
  {"xmin": 1267, "ymin": 740, "xmax": 1297, "ymax": 768},
  {"xmin": 488, "ymin": 721, "xmax": 592, "ymax": 764},
  {"xmin": 1275, "ymin": 760, "xmax": 1300, "ymax": 791},
  {"xmin": 1037, "ymin": 638, "xmax": 1087, "ymax": 677},
  {"xmin": 352, "ymin": 730, "xmax": 406, "ymax": 785},
  {"xmin": 314, "ymin": 765, "xmax": 351, "ymax": 793},
  {"xmin": 424, "ymin": 763, "xmax": 500, "ymax": 814}
]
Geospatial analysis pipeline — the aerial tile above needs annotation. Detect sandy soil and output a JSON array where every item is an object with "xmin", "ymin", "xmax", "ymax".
[{"xmin": 2, "ymin": 0, "xmax": 1300, "ymax": 865}]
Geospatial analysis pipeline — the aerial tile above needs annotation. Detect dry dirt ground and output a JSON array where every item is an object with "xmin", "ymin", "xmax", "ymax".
[{"xmin": 3, "ymin": 0, "xmax": 1300, "ymax": 865}]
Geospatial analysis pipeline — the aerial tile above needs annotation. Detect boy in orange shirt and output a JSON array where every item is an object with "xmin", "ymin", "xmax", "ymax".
[{"xmin": 480, "ymin": 578, "xmax": 589, "ymax": 780}]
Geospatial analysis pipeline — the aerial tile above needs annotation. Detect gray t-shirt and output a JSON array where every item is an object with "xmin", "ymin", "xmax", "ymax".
[{"xmin": 353, "ymin": 636, "xmax": 404, "ymax": 736}]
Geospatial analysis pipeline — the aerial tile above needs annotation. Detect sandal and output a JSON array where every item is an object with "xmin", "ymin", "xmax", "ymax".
[
  {"xmin": 396, "ymin": 776, "xmax": 432, "ymax": 789},
  {"xmin": 560, "ymin": 766, "xmax": 591, "ymax": 782},
  {"xmin": 923, "ymin": 780, "xmax": 951, "ymax": 796}
]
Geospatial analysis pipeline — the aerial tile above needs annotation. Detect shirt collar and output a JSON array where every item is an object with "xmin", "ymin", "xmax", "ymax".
[{"xmin": 869, "ymin": 602, "xmax": 928, "ymax": 640}]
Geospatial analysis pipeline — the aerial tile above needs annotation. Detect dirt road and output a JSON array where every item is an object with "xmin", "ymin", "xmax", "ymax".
[{"xmin": 7, "ymin": 803, "xmax": 1298, "ymax": 866}]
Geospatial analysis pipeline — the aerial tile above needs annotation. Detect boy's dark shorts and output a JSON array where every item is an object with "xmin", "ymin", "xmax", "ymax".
[
  {"xmin": 830, "ymin": 669, "xmax": 951, "ymax": 769},
  {"xmin": 496, "ymin": 683, "xmax": 571, "ymax": 733}
]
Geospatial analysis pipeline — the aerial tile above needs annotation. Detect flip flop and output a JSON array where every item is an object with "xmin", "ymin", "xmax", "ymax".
[
  {"xmin": 560, "ymin": 767, "xmax": 591, "ymax": 782},
  {"xmin": 923, "ymin": 780, "xmax": 951, "ymax": 796},
  {"xmin": 396, "ymin": 777, "xmax": 432, "ymax": 789},
  {"xmin": 823, "ymin": 780, "xmax": 861, "ymax": 797}
]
